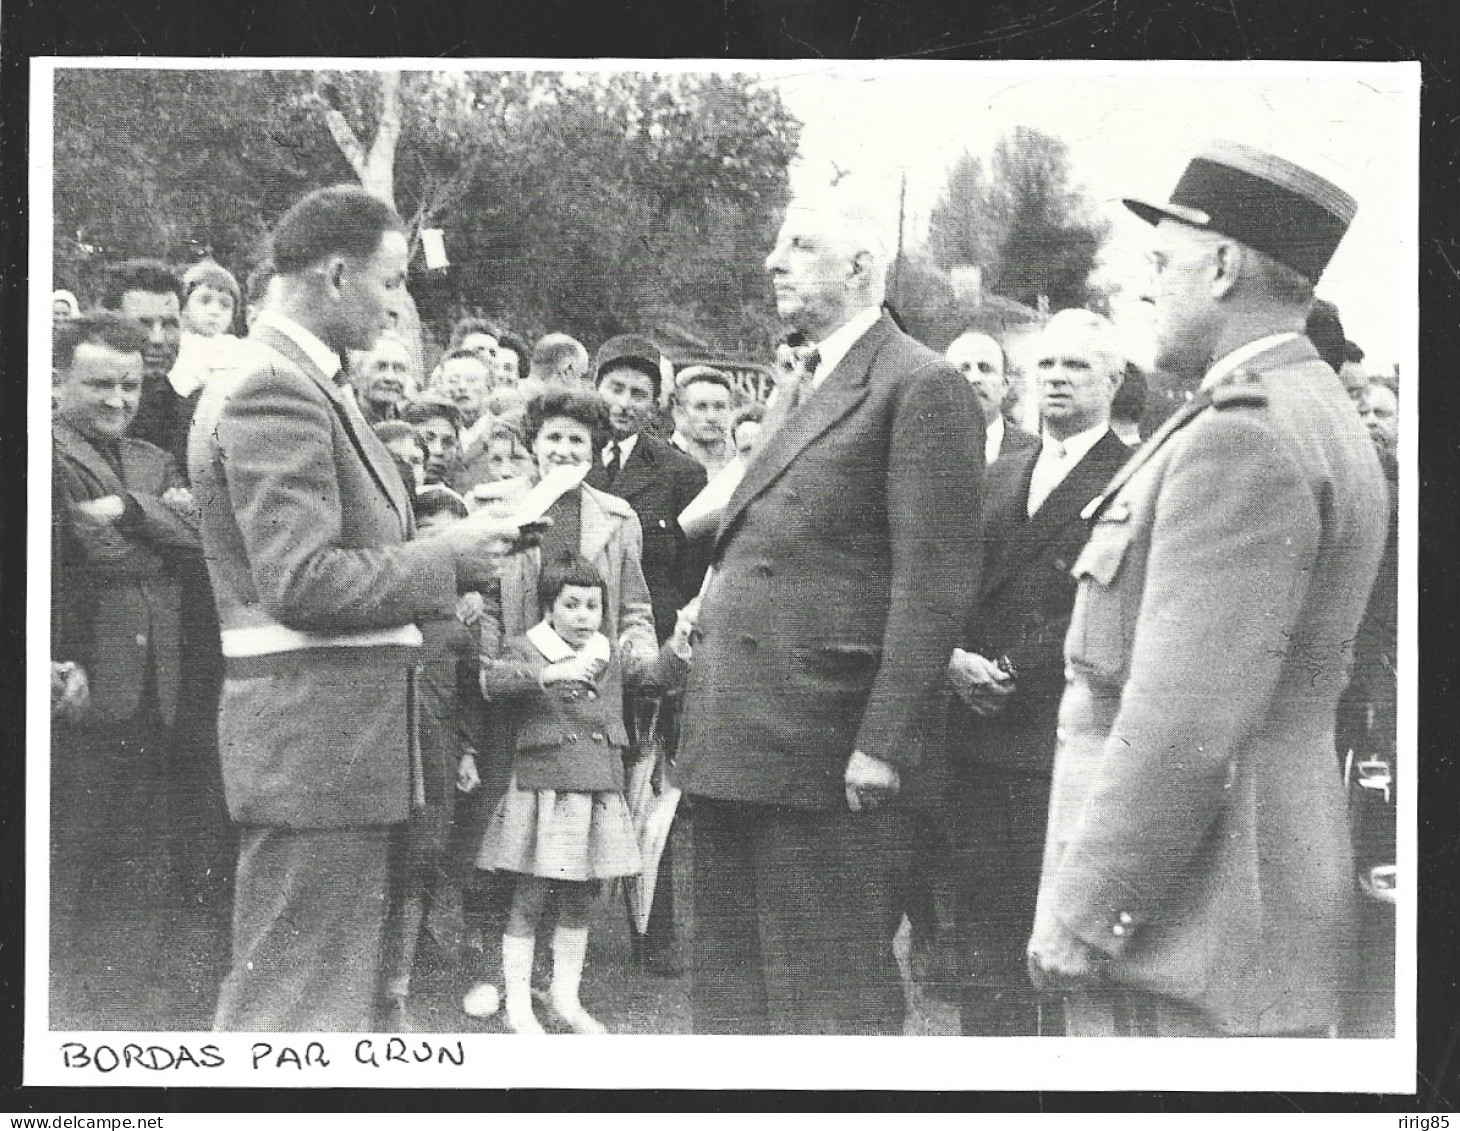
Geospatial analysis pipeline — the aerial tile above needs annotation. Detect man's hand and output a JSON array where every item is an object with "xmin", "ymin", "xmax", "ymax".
[
  {"xmin": 669, "ymin": 596, "xmax": 701, "ymax": 659},
  {"xmin": 161, "ymin": 486, "xmax": 195, "ymax": 513},
  {"xmin": 74, "ymin": 495, "xmax": 125, "ymax": 524},
  {"xmin": 51, "ymin": 662, "xmax": 89, "ymax": 723},
  {"xmin": 456, "ymin": 591, "xmax": 486, "ymax": 626},
  {"xmin": 442, "ymin": 498, "xmax": 534, "ymax": 591},
  {"xmin": 1027, "ymin": 918, "xmax": 1107, "ymax": 993},
  {"xmin": 948, "ymin": 648, "xmax": 1016, "ymax": 716},
  {"xmin": 457, "ymin": 753, "xmax": 481, "ymax": 793},
  {"xmin": 845, "ymin": 749, "xmax": 899, "ymax": 812}
]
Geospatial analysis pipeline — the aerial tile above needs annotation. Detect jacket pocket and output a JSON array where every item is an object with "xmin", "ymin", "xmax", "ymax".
[
  {"xmin": 1072, "ymin": 519, "xmax": 1132, "ymax": 587},
  {"xmin": 1066, "ymin": 520, "xmax": 1134, "ymax": 680}
]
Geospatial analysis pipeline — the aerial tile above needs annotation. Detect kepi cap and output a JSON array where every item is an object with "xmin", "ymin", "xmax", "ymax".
[{"xmin": 1124, "ymin": 141, "xmax": 1357, "ymax": 283}]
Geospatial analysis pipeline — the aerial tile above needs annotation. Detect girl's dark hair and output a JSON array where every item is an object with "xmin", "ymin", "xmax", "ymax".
[
  {"xmin": 537, "ymin": 552, "xmax": 608, "ymax": 617},
  {"xmin": 521, "ymin": 388, "xmax": 612, "ymax": 455}
]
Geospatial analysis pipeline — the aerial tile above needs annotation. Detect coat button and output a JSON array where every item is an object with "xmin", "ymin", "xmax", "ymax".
[
  {"xmin": 755, "ymin": 562, "xmax": 773, "ymax": 577},
  {"xmin": 1112, "ymin": 924, "xmax": 1126, "ymax": 937},
  {"xmin": 590, "ymin": 731, "xmax": 605, "ymax": 742},
  {"xmin": 586, "ymin": 690, "xmax": 598, "ymax": 701},
  {"xmin": 135, "ymin": 633, "xmax": 148, "ymax": 647},
  {"xmin": 1118, "ymin": 911, "xmax": 1132, "ymax": 925},
  {"xmin": 565, "ymin": 734, "xmax": 578, "ymax": 744}
]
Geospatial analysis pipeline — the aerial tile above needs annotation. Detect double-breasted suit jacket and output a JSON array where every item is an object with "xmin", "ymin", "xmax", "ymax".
[
  {"xmin": 189, "ymin": 324, "xmax": 458, "ymax": 830},
  {"xmin": 1035, "ymin": 336, "xmax": 1388, "ymax": 1034},
  {"xmin": 676, "ymin": 312, "xmax": 986, "ymax": 809},
  {"xmin": 587, "ymin": 434, "xmax": 709, "ymax": 644}
]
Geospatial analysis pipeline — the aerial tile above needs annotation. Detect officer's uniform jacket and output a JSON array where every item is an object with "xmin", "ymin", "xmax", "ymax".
[{"xmin": 1035, "ymin": 335, "xmax": 1388, "ymax": 1034}]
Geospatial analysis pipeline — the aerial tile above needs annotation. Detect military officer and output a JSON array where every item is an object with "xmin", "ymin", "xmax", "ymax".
[{"xmin": 1027, "ymin": 141, "xmax": 1389, "ymax": 1037}]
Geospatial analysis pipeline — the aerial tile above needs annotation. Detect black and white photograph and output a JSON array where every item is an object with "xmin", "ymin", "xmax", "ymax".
[{"xmin": 26, "ymin": 57, "xmax": 1417, "ymax": 1092}]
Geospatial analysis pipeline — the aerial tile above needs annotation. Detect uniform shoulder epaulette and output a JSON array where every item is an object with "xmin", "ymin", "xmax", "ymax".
[{"xmin": 1209, "ymin": 367, "xmax": 1269, "ymax": 409}]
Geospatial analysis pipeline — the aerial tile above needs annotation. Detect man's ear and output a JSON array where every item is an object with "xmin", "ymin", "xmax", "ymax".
[
  {"xmin": 1210, "ymin": 241, "xmax": 1242, "ymax": 300},
  {"xmin": 324, "ymin": 255, "xmax": 348, "ymax": 295},
  {"xmin": 850, "ymin": 250, "xmax": 874, "ymax": 279}
]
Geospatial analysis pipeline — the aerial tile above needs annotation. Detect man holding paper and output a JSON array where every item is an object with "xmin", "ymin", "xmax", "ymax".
[
  {"xmin": 190, "ymin": 185, "xmax": 522, "ymax": 1031},
  {"xmin": 675, "ymin": 186, "xmax": 985, "ymax": 1034}
]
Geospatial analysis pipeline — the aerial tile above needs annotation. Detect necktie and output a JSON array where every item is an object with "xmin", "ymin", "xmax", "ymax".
[
  {"xmin": 1027, "ymin": 440, "xmax": 1068, "ymax": 517},
  {"xmin": 604, "ymin": 440, "xmax": 622, "ymax": 486},
  {"xmin": 792, "ymin": 347, "xmax": 822, "ymax": 408}
]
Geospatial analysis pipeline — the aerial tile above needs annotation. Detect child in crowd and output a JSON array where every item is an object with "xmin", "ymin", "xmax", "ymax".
[
  {"xmin": 462, "ymin": 554, "xmax": 692, "ymax": 1034},
  {"xmin": 462, "ymin": 415, "xmax": 535, "ymax": 492},
  {"xmin": 170, "ymin": 260, "xmax": 243, "ymax": 398},
  {"xmin": 379, "ymin": 485, "xmax": 489, "ymax": 1025}
]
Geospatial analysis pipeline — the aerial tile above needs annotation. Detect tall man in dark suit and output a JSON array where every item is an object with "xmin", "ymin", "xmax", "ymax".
[
  {"xmin": 1028, "ymin": 142, "xmax": 1387, "ymax": 1037},
  {"xmin": 105, "ymin": 260, "xmax": 186, "ymax": 460},
  {"xmin": 588, "ymin": 334, "xmax": 711, "ymax": 637},
  {"xmin": 106, "ymin": 258, "xmax": 235, "ymax": 1007},
  {"xmin": 945, "ymin": 307, "xmax": 1130, "ymax": 1036},
  {"xmin": 586, "ymin": 334, "xmax": 709, "ymax": 972},
  {"xmin": 190, "ymin": 185, "xmax": 519, "ymax": 1031},
  {"xmin": 51, "ymin": 312, "xmax": 202, "ymax": 1028},
  {"xmin": 675, "ymin": 188, "xmax": 985, "ymax": 1034}
]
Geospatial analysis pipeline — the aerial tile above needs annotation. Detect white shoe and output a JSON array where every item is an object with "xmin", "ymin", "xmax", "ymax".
[
  {"xmin": 550, "ymin": 999, "xmax": 608, "ymax": 1035},
  {"xmin": 462, "ymin": 982, "xmax": 501, "ymax": 1018},
  {"xmin": 506, "ymin": 999, "xmax": 546, "ymax": 1034}
]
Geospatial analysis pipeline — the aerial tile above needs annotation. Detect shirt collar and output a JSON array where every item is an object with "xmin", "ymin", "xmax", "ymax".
[
  {"xmin": 1039, "ymin": 420, "xmax": 1109, "ymax": 465},
  {"xmin": 1201, "ymin": 332, "xmax": 1301, "ymax": 392},
  {"xmin": 984, "ymin": 415, "xmax": 1005, "ymax": 464},
  {"xmin": 604, "ymin": 432, "xmax": 639, "ymax": 463},
  {"xmin": 526, "ymin": 620, "xmax": 612, "ymax": 665},
  {"xmin": 256, "ymin": 311, "xmax": 342, "ymax": 381},
  {"xmin": 808, "ymin": 305, "xmax": 883, "ymax": 390}
]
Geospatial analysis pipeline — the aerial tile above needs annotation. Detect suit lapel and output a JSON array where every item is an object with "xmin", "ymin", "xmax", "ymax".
[
  {"xmin": 980, "ymin": 447, "xmax": 1039, "ymax": 590},
  {"xmin": 253, "ymin": 326, "xmax": 412, "ymax": 535},
  {"xmin": 986, "ymin": 432, "xmax": 1127, "ymax": 597},
  {"xmin": 717, "ymin": 316, "xmax": 888, "ymax": 545},
  {"xmin": 611, "ymin": 435, "xmax": 655, "ymax": 502},
  {"xmin": 579, "ymin": 486, "xmax": 619, "ymax": 564}
]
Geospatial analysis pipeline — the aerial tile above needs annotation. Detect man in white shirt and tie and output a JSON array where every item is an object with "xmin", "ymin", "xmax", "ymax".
[{"xmin": 942, "ymin": 307, "xmax": 1130, "ymax": 1035}]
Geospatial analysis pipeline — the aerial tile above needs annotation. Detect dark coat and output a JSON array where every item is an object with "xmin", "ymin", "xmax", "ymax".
[
  {"xmin": 954, "ymin": 429, "xmax": 1130, "ymax": 777},
  {"xmin": 482, "ymin": 633, "xmax": 687, "ymax": 792},
  {"xmin": 587, "ymin": 433, "xmax": 709, "ymax": 642},
  {"xmin": 52, "ymin": 416, "xmax": 200, "ymax": 726},
  {"xmin": 1036, "ymin": 336, "xmax": 1389, "ymax": 1034},
  {"xmin": 995, "ymin": 418, "xmax": 1039, "ymax": 461},
  {"xmin": 675, "ymin": 313, "xmax": 986, "ymax": 809}
]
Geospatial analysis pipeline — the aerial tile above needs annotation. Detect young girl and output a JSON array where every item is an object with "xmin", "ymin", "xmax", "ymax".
[
  {"xmin": 170, "ymin": 260, "xmax": 243, "ymax": 398},
  {"xmin": 465, "ymin": 553, "xmax": 690, "ymax": 1033}
]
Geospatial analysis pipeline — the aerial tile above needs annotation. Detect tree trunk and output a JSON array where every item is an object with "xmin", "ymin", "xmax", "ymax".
[{"xmin": 321, "ymin": 70, "xmax": 422, "ymax": 371}]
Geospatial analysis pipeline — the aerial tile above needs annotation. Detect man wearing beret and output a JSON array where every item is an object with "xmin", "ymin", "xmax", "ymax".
[{"xmin": 1027, "ymin": 141, "xmax": 1389, "ymax": 1037}]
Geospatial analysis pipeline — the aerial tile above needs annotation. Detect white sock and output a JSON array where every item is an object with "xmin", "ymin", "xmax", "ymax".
[
  {"xmin": 502, "ymin": 934, "xmax": 544, "ymax": 1034},
  {"xmin": 551, "ymin": 926, "xmax": 606, "ymax": 1034}
]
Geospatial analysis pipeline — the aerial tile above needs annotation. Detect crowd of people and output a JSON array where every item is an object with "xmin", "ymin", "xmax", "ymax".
[{"xmin": 48, "ymin": 136, "xmax": 1398, "ymax": 1039}]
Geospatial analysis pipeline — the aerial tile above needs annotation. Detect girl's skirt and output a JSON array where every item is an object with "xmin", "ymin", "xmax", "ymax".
[{"xmin": 477, "ymin": 775, "xmax": 642, "ymax": 882}]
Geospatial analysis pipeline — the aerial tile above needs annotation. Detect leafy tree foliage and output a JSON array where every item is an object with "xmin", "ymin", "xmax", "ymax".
[
  {"xmin": 926, "ymin": 125, "xmax": 1108, "ymax": 311},
  {"xmin": 52, "ymin": 68, "xmax": 799, "ymax": 356}
]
